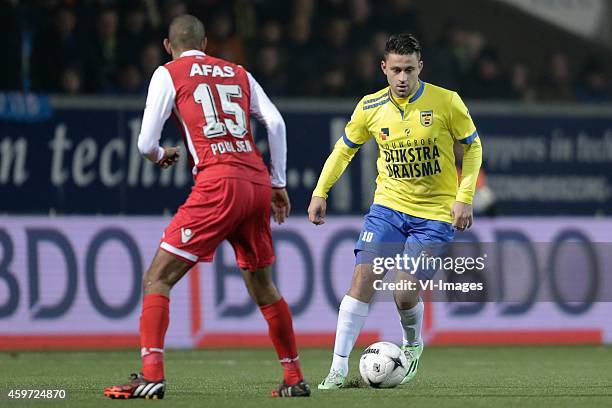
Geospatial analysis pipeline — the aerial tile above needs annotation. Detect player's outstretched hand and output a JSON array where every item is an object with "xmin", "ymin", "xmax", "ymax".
[
  {"xmin": 308, "ymin": 196, "xmax": 327, "ymax": 225},
  {"xmin": 158, "ymin": 146, "xmax": 181, "ymax": 169},
  {"xmin": 451, "ymin": 201, "xmax": 473, "ymax": 231},
  {"xmin": 271, "ymin": 187, "xmax": 291, "ymax": 225}
]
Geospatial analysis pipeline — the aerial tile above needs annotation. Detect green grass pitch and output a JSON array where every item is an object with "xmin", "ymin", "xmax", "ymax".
[{"xmin": 1, "ymin": 346, "xmax": 611, "ymax": 407}]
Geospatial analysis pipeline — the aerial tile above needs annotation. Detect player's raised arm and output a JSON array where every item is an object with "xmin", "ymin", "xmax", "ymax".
[
  {"xmin": 138, "ymin": 66, "xmax": 181, "ymax": 168},
  {"xmin": 247, "ymin": 72, "xmax": 290, "ymax": 224},
  {"xmin": 309, "ymin": 98, "xmax": 371, "ymax": 225},
  {"xmin": 448, "ymin": 92, "xmax": 483, "ymax": 230}
]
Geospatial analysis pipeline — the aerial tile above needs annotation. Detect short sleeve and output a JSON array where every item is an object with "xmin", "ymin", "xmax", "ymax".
[
  {"xmin": 448, "ymin": 92, "xmax": 478, "ymax": 144},
  {"xmin": 343, "ymin": 98, "xmax": 371, "ymax": 148}
]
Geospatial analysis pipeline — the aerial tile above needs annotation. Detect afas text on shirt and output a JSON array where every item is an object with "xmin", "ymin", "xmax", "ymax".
[{"xmin": 189, "ymin": 64, "xmax": 235, "ymax": 78}]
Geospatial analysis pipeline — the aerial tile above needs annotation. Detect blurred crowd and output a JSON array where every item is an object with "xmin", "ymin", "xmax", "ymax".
[{"xmin": 1, "ymin": 0, "xmax": 610, "ymax": 102}]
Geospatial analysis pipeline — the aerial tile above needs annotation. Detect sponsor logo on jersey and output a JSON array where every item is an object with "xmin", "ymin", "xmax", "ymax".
[
  {"xmin": 189, "ymin": 63, "xmax": 235, "ymax": 78},
  {"xmin": 379, "ymin": 128, "xmax": 389, "ymax": 141}
]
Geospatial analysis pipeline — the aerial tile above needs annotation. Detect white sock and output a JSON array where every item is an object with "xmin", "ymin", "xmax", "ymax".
[
  {"xmin": 398, "ymin": 300, "xmax": 424, "ymax": 346},
  {"xmin": 330, "ymin": 295, "xmax": 369, "ymax": 375}
]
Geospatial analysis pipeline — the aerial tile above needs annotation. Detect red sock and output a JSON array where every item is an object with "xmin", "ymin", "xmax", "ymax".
[
  {"xmin": 260, "ymin": 298, "xmax": 303, "ymax": 385},
  {"xmin": 140, "ymin": 293, "xmax": 170, "ymax": 381}
]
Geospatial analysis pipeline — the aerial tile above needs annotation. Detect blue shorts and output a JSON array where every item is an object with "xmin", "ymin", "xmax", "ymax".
[{"xmin": 355, "ymin": 204, "xmax": 455, "ymax": 280}]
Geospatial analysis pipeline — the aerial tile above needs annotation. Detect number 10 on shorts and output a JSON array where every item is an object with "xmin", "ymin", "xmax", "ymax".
[{"xmin": 361, "ymin": 231, "xmax": 374, "ymax": 242}]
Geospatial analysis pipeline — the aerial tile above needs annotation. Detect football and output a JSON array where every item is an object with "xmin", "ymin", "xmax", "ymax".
[{"xmin": 359, "ymin": 341, "xmax": 409, "ymax": 388}]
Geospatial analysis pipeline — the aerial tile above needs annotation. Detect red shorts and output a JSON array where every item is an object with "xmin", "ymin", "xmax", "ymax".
[{"xmin": 160, "ymin": 177, "xmax": 275, "ymax": 270}]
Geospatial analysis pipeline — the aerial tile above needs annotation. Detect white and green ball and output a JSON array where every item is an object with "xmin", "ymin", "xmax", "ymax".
[{"xmin": 359, "ymin": 342, "xmax": 408, "ymax": 388}]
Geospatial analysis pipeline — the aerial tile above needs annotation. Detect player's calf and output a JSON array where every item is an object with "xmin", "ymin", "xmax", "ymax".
[
  {"xmin": 247, "ymin": 268, "xmax": 308, "ymax": 389},
  {"xmin": 347, "ymin": 263, "xmax": 381, "ymax": 303}
]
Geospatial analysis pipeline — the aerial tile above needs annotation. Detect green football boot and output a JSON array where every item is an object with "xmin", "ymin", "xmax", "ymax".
[
  {"xmin": 317, "ymin": 368, "xmax": 346, "ymax": 390},
  {"xmin": 400, "ymin": 344, "xmax": 423, "ymax": 385}
]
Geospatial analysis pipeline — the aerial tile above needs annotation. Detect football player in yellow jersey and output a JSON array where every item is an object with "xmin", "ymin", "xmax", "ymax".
[{"xmin": 310, "ymin": 34, "xmax": 482, "ymax": 389}]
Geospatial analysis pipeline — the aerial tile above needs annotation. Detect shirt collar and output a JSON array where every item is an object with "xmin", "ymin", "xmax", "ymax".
[
  {"xmin": 179, "ymin": 50, "xmax": 206, "ymax": 58},
  {"xmin": 389, "ymin": 80, "xmax": 425, "ymax": 105},
  {"xmin": 409, "ymin": 80, "xmax": 425, "ymax": 103},
  {"xmin": 388, "ymin": 80, "xmax": 425, "ymax": 119}
]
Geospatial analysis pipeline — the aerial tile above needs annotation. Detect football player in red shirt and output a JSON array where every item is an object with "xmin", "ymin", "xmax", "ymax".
[{"xmin": 103, "ymin": 15, "xmax": 310, "ymax": 399}]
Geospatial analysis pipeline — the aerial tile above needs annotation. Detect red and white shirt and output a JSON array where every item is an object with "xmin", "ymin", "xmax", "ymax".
[{"xmin": 137, "ymin": 50, "xmax": 286, "ymax": 187}]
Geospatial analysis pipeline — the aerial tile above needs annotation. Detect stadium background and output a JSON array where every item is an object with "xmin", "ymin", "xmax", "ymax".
[{"xmin": 1, "ymin": 0, "xmax": 611, "ymax": 352}]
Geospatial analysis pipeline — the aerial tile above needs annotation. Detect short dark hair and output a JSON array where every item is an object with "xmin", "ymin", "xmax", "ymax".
[
  {"xmin": 169, "ymin": 14, "xmax": 206, "ymax": 50},
  {"xmin": 384, "ymin": 33, "xmax": 422, "ymax": 60}
]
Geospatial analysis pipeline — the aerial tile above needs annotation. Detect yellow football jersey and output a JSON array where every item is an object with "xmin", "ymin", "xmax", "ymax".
[{"xmin": 313, "ymin": 80, "xmax": 481, "ymax": 223}]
